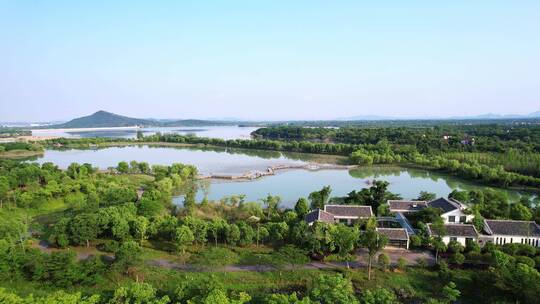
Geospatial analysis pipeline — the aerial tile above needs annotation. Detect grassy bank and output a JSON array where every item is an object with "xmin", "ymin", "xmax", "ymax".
[{"xmin": 0, "ymin": 149, "xmax": 44, "ymax": 159}]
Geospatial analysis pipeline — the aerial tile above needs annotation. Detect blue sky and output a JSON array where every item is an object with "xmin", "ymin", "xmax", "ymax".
[{"xmin": 1, "ymin": 1, "xmax": 539, "ymax": 121}]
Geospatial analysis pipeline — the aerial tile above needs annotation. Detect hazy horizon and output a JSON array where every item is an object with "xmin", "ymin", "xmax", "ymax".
[{"xmin": 1, "ymin": 1, "xmax": 539, "ymax": 121}]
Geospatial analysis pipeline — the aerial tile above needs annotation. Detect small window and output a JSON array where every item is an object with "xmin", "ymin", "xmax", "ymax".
[
  {"xmin": 450, "ymin": 237, "xmax": 457, "ymax": 242},
  {"xmin": 459, "ymin": 216, "xmax": 467, "ymax": 223},
  {"xmin": 449, "ymin": 216, "xmax": 456, "ymax": 223}
]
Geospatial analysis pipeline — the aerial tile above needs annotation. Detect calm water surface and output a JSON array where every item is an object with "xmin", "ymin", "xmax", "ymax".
[
  {"xmin": 32, "ymin": 126, "xmax": 257, "ymax": 140},
  {"xmin": 174, "ymin": 166, "xmax": 529, "ymax": 207},
  {"xmin": 32, "ymin": 145, "xmax": 339, "ymax": 175},
  {"xmin": 28, "ymin": 144, "xmax": 529, "ymax": 207}
]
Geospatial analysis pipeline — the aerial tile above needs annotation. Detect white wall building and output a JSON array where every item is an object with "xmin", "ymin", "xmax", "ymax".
[
  {"xmin": 427, "ymin": 223, "xmax": 479, "ymax": 246},
  {"xmin": 304, "ymin": 205, "xmax": 373, "ymax": 226},
  {"xmin": 482, "ymin": 219, "xmax": 540, "ymax": 247},
  {"xmin": 427, "ymin": 197, "xmax": 473, "ymax": 224}
]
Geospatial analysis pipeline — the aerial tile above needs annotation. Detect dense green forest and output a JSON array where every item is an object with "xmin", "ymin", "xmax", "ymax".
[
  {"xmin": 1, "ymin": 157, "xmax": 540, "ymax": 303},
  {"xmin": 251, "ymin": 125, "xmax": 540, "ymax": 153}
]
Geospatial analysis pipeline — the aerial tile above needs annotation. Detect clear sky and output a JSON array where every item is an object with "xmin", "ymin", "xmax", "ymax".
[{"xmin": 1, "ymin": 1, "xmax": 539, "ymax": 121}]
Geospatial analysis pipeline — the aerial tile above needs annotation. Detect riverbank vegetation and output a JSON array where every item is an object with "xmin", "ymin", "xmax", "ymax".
[
  {"xmin": 1, "ymin": 158, "xmax": 540, "ymax": 303},
  {"xmin": 0, "ymin": 142, "xmax": 44, "ymax": 159}
]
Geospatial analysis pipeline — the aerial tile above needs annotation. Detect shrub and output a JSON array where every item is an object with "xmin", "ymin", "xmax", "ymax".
[
  {"xmin": 465, "ymin": 239, "xmax": 481, "ymax": 253},
  {"xmin": 190, "ymin": 247, "xmax": 239, "ymax": 268},
  {"xmin": 409, "ymin": 235, "xmax": 422, "ymax": 248},
  {"xmin": 534, "ymin": 256, "xmax": 540, "ymax": 269},
  {"xmin": 378, "ymin": 253, "xmax": 390, "ymax": 271},
  {"xmin": 99, "ymin": 240, "xmax": 120, "ymax": 253},
  {"xmin": 437, "ymin": 261, "xmax": 452, "ymax": 282},
  {"xmin": 416, "ymin": 258, "xmax": 428, "ymax": 268},
  {"xmin": 360, "ymin": 288, "xmax": 399, "ymax": 304},
  {"xmin": 449, "ymin": 252, "xmax": 465, "ymax": 265},
  {"xmin": 515, "ymin": 255, "xmax": 535, "ymax": 268},
  {"xmin": 447, "ymin": 240, "xmax": 464, "ymax": 253},
  {"xmin": 397, "ymin": 257, "xmax": 407, "ymax": 271}
]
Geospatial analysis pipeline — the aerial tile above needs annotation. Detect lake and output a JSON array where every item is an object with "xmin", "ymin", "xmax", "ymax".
[
  {"xmin": 30, "ymin": 145, "xmax": 529, "ymax": 207},
  {"xmin": 176, "ymin": 166, "xmax": 530, "ymax": 207},
  {"xmin": 31, "ymin": 126, "xmax": 257, "ymax": 140}
]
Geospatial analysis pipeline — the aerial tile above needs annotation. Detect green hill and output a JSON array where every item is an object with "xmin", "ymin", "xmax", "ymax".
[
  {"xmin": 48, "ymin": 111, "xmax": 243, "ymax": 128},
  {"xmin": 55, "ymin": 111, "xmax": 154, "ymax": 128}
]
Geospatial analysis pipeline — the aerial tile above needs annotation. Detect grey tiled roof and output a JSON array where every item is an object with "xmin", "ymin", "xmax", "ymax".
[
  {"xmin": 427, "ymin": 197, "xmax": 462, "ymax": 214},
  {"xmin": 387, "ymin": 200, "xmax": 427, "ymax": 212},
  {"xmin": 428, "ymin": 224, "xmax": 478, "ymax": 238},
  {"xmin": 304, "ymin": 209, "xmax": 335, "ymax": 224},
  {"xmin": 324, "ymin": 205, "xmax": 373, "ymax": 218},
  {"xmin": 376, "ymin": 228, "xmax": 409, "ymax": 240},
  {"xmin": 483, "ymin": 220, "xmax": 540, "ymax": 237}
]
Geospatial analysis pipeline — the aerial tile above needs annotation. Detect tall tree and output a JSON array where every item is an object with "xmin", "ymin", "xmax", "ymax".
[
  {"xmin": 309, "ymin": 274, "xmax": 359, "ymax": 304},
  {"xmin": 309, "ymin": 186, "xmax": 332, "ymax": 209},
  {"xmin": 417, "ymin": 191, "xmax": 436, "ymax": 201},
  {"xmin": 360, "ymin": 218, "xmax": 388, "ymax": 280},
  {"xmin": 430, "ymin": 218, "xmax": 447, "ymax": 262},
  {"xmin": 70, "ymin": 213, "xmax": 100, "ymax": 247},
  {"xmin": 0, "ymin": 176, "xmax": 9, "ymax": 209},
  {"xmin": 294, "ymin": 198, "xmax": 309, "ymax": 218},
  {"xmin": 174, "ymin": 226, "xmax": 194, "ymax": 254},
  {"xmin": 115, "ymin": 241, "xmax": 142, "ymax": 273},
  {"xmin": 332, "ymin": 224, "xmax": 359, "ymax": 269},
  {"xmin": 261, "ymin": 194, "xmax": 281, "ymax": 220},
  {"xmin": 117, "ymin": 161, "xmax": 129, "ymax": 174}
]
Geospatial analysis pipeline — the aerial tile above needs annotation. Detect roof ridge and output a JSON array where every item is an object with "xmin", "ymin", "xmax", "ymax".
[
  {"xmin": 442, "ymin": 223, "xmax": 475, "ymax": 226},
  {"xmin": 485, "ymin": 219, "xmax": 535, "ymax": 223},
  {"xmin": 325, "ymin": 204, "xmax": 370, "ymax": 208}
]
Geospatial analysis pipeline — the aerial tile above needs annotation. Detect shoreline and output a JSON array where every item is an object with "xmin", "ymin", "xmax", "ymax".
[{"xmin": 0, "ymin": 149, "xmax": 44, "ymax": 159}]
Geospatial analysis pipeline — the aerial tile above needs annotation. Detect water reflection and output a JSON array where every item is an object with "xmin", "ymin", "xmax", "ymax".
[
  {"xmin": 32, "ymin": 126, "xmax": 257, "ymax": 140},
  {"xmin": 174, "ymin": 166, "xmax": 533, "ymax": 208},
  {"xmin": 28, "ymin": 145, "xmax": 532, "ymax": 207}
]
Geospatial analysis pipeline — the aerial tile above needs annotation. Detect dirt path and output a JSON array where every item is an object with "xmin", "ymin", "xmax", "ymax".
[
  {"xmin": 33, "ymin": 240, "xmax": 435, "ymax": 273},
  {"xmin": 147, "ymin": 248, "xmax": 435, "ymax": 273},
  {"xmin": 148, "ymin": 259, "xmax": 339, "ymax": 272}
]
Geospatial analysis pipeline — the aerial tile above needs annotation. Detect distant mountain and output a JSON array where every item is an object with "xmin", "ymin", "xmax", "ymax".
[
  {"xmin": 47, "ymin": 111, "xmax": 244, "ymax": 129},
  {"xmin": 528, "ymin": 111, "xmax": 540, "ymax": 118},
  {"xmin": 335, "ymin": 115, "xmax": 396, "ymax": 121},
  {"xmin": 53, "ymin": 111, "xmax": 154, "ymax": 128},
  {"xmin": 337, "ymin": 111, "xmax": 540, "ymax": 121}
]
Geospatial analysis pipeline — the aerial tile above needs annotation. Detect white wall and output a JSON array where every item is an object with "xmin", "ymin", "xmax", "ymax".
[
  {"xmin": 442, "ymin": 209, "xmax": 473, "ymax": 224},
  {"xmin": 334, "ymin": 216, "xmax": 358, "ymax": 225},
  {"xmin": 491, "ymin": 235, "xmax": 540, "ymax": 247},
  {"xmin": 441, "ymin": 236, "xmax": 477, "ymax": 246}
]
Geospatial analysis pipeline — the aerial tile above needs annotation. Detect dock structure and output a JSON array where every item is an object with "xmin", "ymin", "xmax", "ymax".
[{"xmin": 197, "ymin": 163, "xmax": 355, "ymax": 181}]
